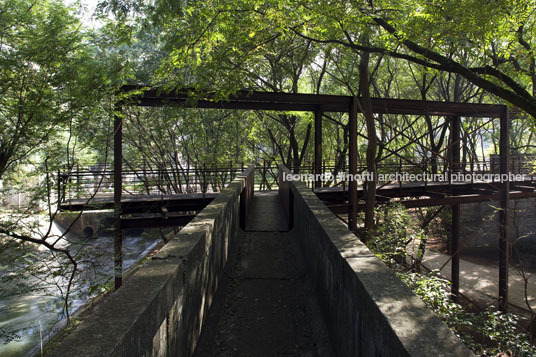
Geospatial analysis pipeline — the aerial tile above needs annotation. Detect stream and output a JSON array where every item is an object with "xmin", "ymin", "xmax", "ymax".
[{"xmin": 0, "ymin": 222, "xmax": 161, "ymax": 356}]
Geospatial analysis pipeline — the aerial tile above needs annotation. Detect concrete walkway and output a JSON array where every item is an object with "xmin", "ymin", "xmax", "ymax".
[
  {"xmin": 422, "ymin": 250, "xmax": 536, "ymax": 313},
  {"xmin": 194, "ymin": 192, "xmax": 332, "ymax": 357}
]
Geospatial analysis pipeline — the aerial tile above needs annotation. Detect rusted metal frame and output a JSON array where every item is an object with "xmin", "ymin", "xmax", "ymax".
[
  {"xmin": 464, "ymin": 187, "xmax": 498, "ymax": 195},
  {"xmin": 324, "ymin": 190, "xmax": 536, "ymax": 213},
  {"xmin": 59, "ymin": 164, "xmax": 242, "ymax": 200},
  {"xmin": 136, "ymin": 98, "xmax": 320, "ymax": 112},
  {"xmin": 499, "ymin": 106, "xmax": 510, "ymax": 312},
  {"xmin": 348, "ymin": 97, "xmax": 358, "ymax": 231},
  {"xmin": 113, "ymin": 104, "xmax": 123, "ymax": 290},
  {"xmin": 511, "ymin": 184, "xmax": 536, "ymax": 192},
  {"xmin": 369, "ymin": 98, "xmax": 504, "ymax": 117},
  {"xmin": 375, "ymin": 194, "xmax": 391, "ymax": 202},
  {"xmin": 450, "ymin": 116, "xmax": 461, "ymax": 302},
  {"xmin": 315, "ymin": 180, "xmax": 513, "ymax": 199},
  {"xmin": 316, "ymin": 180, "xmax": 535, "ymax": 202},
  {"xmin": 122, "ymin": 85, "xmax": 505, "ymax": 117},
  {"xmin": 126, "ymin": 86, "xmax": 350, "ymax": 107},
  {"xmin": 121, "ymin": 198, "xmax": 214, "ymax": 214},
  {"xmin": 121, "ymin": 214, "xmax": 195, "ymax": 229},
  {"xmin": 425, "ymin": 191, "xmax": 447, "ymax": 198},
  {"xmin": 314, "ymin": 107, "xmax": 323, "ymax": 189}
]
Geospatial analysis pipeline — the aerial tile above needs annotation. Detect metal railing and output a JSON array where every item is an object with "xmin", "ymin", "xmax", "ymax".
[
  {"xmin": 57, "ymin": 157, "xmax": 536, "ymax": 203},
  {"xmin": 57, "ymin": 163, "xmax": 248, "ymax": 203}
]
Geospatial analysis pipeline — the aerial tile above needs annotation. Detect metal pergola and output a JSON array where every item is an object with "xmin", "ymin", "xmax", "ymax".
[{"xmin": 115, "ymin": 85, "xmax": 513, "ymax": 310}]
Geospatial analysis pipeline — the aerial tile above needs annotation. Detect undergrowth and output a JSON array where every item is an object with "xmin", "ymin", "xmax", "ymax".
[{"xmin": 369, "ymin": 203, "xmax": 536, "ymax": 356}]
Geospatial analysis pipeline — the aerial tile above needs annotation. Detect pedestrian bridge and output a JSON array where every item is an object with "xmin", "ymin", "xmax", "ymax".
[{"xmin": 50, "ymin": 165, "xmax": 471, "ymax": 356}]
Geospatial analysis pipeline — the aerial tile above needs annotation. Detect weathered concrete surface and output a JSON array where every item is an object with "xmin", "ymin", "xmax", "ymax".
[
  {"xmin": 55, "ymin": 210, "xmax": 113, "ymax": 238},
  {"xmin": 194, "ymin": 193, "xmax": 333, "ymax": 356},
  {"xmin": 245, "ymin": 191, "xmax": 288, "ymax": 232},
  {"xmin": 284, "ymin": 176, "xmax": 473, "ymax": 356},
  {"xmin": 49, "ymin": 172, "xmax": 249, "ymax": 356}
]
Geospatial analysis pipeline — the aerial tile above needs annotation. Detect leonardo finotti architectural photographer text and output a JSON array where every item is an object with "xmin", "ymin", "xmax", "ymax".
[{"xmin": 282, "ymin": 172, "xmax": 527, "ymax": 183}]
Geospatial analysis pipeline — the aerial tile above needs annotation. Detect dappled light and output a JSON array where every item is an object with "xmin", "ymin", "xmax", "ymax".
[{"xmin": 3, "ymin": 0, "xmax": 536, "ymax": 355}]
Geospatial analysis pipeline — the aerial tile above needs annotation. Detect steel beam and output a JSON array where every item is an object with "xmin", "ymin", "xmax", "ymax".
[
  {"xmin": 499, "ymin": 106, "xmax": 510, "ymax": 312},
  {"xmin": 322, "ymin": 190, "xmax": 536, "ymax": 214},
  {"xmin": 451, "ymin": 204, "xmax": 461, "ymax": 300},
  {"xmin": 121, "ymin": 85, "xmax": 505, "ymax": 118},
  {"xmin": 451, "ymin": 116, "xmax": 461, "ymax": 301},
  {"xmin": 121, "ymin": 214, "xmax": 195, "ymax": 229}
]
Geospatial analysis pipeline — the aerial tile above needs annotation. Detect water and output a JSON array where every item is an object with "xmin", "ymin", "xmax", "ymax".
[{"xmin": 0, "ymin": 223, "xmax": 161, "ymax": 356}]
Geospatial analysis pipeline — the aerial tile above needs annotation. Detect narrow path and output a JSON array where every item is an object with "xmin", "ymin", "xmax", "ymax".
[
  {"xmin": 422, "ymin": 250, "xmax": 536, "ymax": 312},
  {"xmin": 194, "ymin": 192, "xmax": 332, "ymax": 357}
]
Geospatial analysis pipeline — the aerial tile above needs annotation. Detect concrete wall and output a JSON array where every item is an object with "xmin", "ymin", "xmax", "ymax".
[
  {"xmin": 283, "ymin": 176, "xmax": 473, "ymax": 356},
  {"xmin": 55, "ymin": 211, "xmax": 114, "ymax": 239},
  {"xmin": 461, "ymin": 198, "xmax": 536, "ymax": 253},
  {"xmin": 49, "ymin": 170, "xmax": 251, "ymax": 356}
]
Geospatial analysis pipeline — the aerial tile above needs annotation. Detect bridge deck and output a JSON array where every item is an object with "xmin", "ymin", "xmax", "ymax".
[
  {"xmin": 316, "ymin": 179, "xmax": 536, "ymax": 211},
  {"xmin": 194, "ymin": 192, "xmax": 332, "ymax": 356},
  {"xmin": 58, "ymin": 192, "xmax": 218, "ymax": 211}
]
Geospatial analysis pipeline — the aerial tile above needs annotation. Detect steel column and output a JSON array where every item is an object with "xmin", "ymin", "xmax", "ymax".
[
  {"xmin": 451, "ymin": 204, "xmax": 460, "ymax": 300},
  {"xmin": 314, "ymin": 108, "xmax": 323, "ymax": 189},
  {"xmin": 499, "ymin": 106, "xmax": 510, "ymax": 311},
  {"xmin": 113, "ymin": 105, "xmax": 123, "ymax": 290},
  {"xmin": 348, "ymin": 97, "xmax": 358, "ymax": 231},
  {"xmin": 451, "ymin": 116, "xmax": 461, "ymax": 301}
]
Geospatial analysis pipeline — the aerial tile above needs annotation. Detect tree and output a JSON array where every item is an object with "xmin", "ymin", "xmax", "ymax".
[
  {"xmin": 248, "ymin": 35, "xmax": 319, "ymax": 171},
  {"xmin": 139, "ymin": 0, "xmax": 536, "ymax": 121},
  {"xmin": 288, "ymin": 0, "xmax": 536, "ymax": 117},
  {"xmin": 0, "ymin": 0, "xmax": 120, "ymax": 335},
  {"xmin": 0, "ymin": 0, "xmax": 106, "ymax": 178}
]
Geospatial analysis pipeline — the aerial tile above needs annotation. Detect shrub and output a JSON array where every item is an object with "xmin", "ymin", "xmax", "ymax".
[{"xmin": 367, "ymin": 205, "xmax": 536, "ymax": 356}]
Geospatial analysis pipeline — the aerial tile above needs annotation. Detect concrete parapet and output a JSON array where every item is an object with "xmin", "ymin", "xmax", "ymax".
[
  {"xmin": 283, "ymin": 170, "xmax": 473, "ymax": 356},
  {"xmin": 49, "ymin": 166, "xmax": 253, "ymax": 356}
]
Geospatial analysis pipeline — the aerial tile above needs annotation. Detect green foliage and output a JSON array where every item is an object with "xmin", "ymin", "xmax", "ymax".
[
  {"xmin": 399, "ymin": 271, "xmax": 536, "ymax": 356},
  {"xmin": 398, "ymin": 271, "xmax": 461, "ymax": 320},
  {"xmin": 2, "ymin": 0, "xmax": 536, "ymax": 352},
  {"xmin": 0, "ymin": 0, "xmax": 116, "ymax": 179},
  {"xmin": 368, "ymin": 203, "xmax": 536, "ymax": 356},
  {"xmin": 122, "ymin": 107, "xmax": 252, "ymax": 167},
  {"xmin": 143, "ymin": 0, "xmax": 536, "ymax": 117},
  {"xmin": 370, "ymin": 203, "xmax": 423, "ymax": 266}
]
